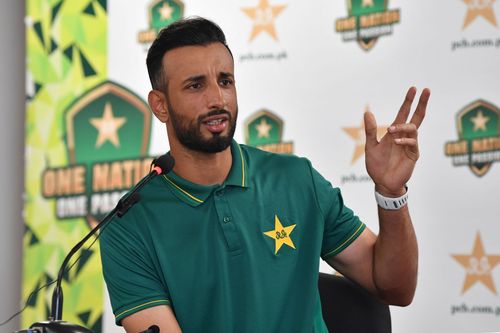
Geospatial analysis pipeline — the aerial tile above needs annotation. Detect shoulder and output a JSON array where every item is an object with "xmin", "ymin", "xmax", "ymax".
[
  {"xmin": 239, "ymin": 143, "xmax": 312, "ymax": 175},
  {"xmin": 100, "ymin": 176, "xmax": 170, "ymax": 244}
]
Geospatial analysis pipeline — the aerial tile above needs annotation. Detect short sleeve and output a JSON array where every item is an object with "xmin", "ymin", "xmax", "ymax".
[
  {"xmin": 307, "ymin": 163, "xmax": 365, "ymax": 260},
  {"xmin": 99, "ymin": 211, "xmax": 171, "ymax": 325}
]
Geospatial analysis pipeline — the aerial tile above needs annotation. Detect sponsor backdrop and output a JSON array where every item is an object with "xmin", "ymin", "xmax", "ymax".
[{"xmin": 23, "ymin": 0, "xmax": 500, "ymax": 332}]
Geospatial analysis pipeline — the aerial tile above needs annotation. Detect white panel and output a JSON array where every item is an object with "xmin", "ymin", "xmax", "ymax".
[{"xmin": 105, "ymin": 1, "xmax": 500, "ymax": 332}]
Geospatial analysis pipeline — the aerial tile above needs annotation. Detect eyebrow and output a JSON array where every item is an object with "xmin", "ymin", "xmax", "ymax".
[
  {"xmin": 182, "ymin": 72, "xmax": 234, "ymax": 85},
  {"xmin": 182, "ymin": 75, "xmax": 205, "ymax": 85},
  {"xmin": 219, "ymin": 72, "xmax": 234, "ymax": 80}
]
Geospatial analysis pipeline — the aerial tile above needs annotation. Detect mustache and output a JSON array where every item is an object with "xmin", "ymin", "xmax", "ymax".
[{"xmin": 197, "ymin": 109, "xmax": 232, "ymax": 123}]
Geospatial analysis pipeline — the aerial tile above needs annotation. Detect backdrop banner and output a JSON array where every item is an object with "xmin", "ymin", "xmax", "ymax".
[{"xmin": 24, "ymin": 1, "xmax": 500, "ymax": 332}]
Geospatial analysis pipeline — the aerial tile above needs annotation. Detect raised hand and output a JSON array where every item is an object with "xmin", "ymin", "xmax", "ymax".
[{"xmin": 364, "ymin": 87, "xmax": 431, "ymax": 196}]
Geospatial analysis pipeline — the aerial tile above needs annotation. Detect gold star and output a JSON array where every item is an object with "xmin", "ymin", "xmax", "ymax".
[
  {"xmin": 255, "ymin": 118, "xmax": 272, "ymax": 138},
  {"xmin": 90, "ymin": 102, "xmax": 127, "ymax": 148},
  {"xmin": 158, "ymin": 2, "xmax": 174, "ymax": 20},
  {"xmin": 452, "ymin": 232, "xmax": 500, "ymax": 294},
  {"xmin": 362, "ymin": 0, "xmax": 374, "ymax": 7},
  {"xmin": 241, "ymin": 0, "xmax": 287, "ymax": 42},
  {"xmin": 462, "ymin": 0, "xmax": 497, "ymax": 29},
  {"xmin": 263, "ymin": 215, "xmax": 296, "ymax": 254},
  {"xmin": 342, "ymin": 107, "xmax": 387, "ymax": 165},
  {"xmin": 470, "ymin": 110, "xmax": 490, "ymax": 131}
]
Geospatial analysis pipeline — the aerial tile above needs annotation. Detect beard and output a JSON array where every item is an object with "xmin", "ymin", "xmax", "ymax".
[{"xmin": 167, "ymin": 101, "xmax": 237, "ymax": 154}]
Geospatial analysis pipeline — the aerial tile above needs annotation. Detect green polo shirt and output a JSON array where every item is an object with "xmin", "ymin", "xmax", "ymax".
[{"xmin": 100, "ymin": 140, "xmax": 365, "ymax": 332}]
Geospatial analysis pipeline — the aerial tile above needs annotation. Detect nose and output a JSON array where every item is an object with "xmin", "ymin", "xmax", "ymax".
[{"xmin": 206, "ymin": 82, "xmax": 225, "ymax": 110}]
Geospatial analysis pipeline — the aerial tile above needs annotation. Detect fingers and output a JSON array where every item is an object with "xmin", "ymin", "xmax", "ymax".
[
  {"xmin": 364, "ymin": 111, "xmax": 378, "ymax": 149},
  {"xmin": 394, "ymin": 137, "xmax": 419, "ymax": 161},
  {"xmin": 389, "ymin": 123, "xmax": 420, "ymax": 160},
  {"xmin": 394, "ymin": 137, "xmax": 417, "ymax": 146},
  {"xmin": 388, "ymin": 123, "xmax": 418, "ymax": 138},
  {"xmin": 393, "ymin": 87, "xmax": 417, "ymax": 125},
  {"xmin": 409, "ymin": 88, "xmax": 431, "ymax": 129}
]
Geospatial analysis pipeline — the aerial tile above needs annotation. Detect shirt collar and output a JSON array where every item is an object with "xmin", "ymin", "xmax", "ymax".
[
  {"xmin": 224, "ymin": 140, "xmax": 248, "ymax": 188},
  {"xmin": 162, "ymin": 140, "xmax": 249, "ymax": 207}
]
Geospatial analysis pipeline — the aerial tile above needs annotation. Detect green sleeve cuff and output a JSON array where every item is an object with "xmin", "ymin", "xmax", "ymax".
[
  {"xmin": 115, "ymin": 299, "xmax": 171, "ymax": 325},
  {"xmin": 322, "ymin": 222, "xmax": 366, "ymax": 260}
]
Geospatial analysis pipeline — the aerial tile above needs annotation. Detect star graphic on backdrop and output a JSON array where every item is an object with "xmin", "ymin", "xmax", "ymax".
[
  {"xmin": 241, "ymin": 0, "xmax": 287, "ymax": 42},
  {"xmin": 470, "ymin": 110, "xmax": 490, "ymax": 132},
  {"xmin": 90, "ymin": 102, "xmax": 127, "ymax": 148},
  {"xmin": 263, "ymin": 215, "xmax": 296, "ymax": 254},
  {"xmin": 256, "ymin": 118, "xmax": 272, "ymax": 138},
  {"xmin": 462, "ymin": 0, "xmax": 497, "ymax": 29},
  {"xmin": 452, "ymin": 232, "xmax": 500, "ymax": 294},
  {"xmin": 158, "ymin": 2, "xmax": 174, "ymax": 20},
  {"xmin": 362, "ymin": 0, "xmax": 375, "ymax": 7},
  {"xmin": 342, "ymin": 107, "xmax": 388, "ymax": 164}
]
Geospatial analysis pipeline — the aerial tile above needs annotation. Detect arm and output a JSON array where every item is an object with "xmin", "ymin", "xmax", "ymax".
[
  {"xmin": 122, "ymin": 305, "xmax": 182, "ymax": 333},
  {"xmin": 328, "ymin": 87, "xmax": 430, "ymax": 306},
  {"xmin": 327, "ymin": 208, "xmax": 417, "ymax": 306},
  {"xmin": 99, "ymin": 212, "xmax": 180, "ymax": 332}
]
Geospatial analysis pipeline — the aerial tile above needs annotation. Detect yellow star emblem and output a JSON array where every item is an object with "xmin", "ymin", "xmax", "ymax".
[
  {"xmin": 255, "ymin": 118, "xmax": 272, "ymax": 138},
  {"xmin": 342, "ymin": 106, "xmax": 387, "ymax": 165},
  {"xmin": 452, "ymin": 232, "xmax": 500, "ymax": 294},
  {"xmin": 90, "ymin": 102, "xmax": 127, "ymax": 148},
  {"xmin": 462, "ymin": 0, "xmax": 497, "ymax": 29},
  {"xmin": 470, "ymin": 110, "xmax": 490, "ymax": 132},
  {"xmin": 263, "ymin": 215, "xmax": 296, "ymax": 254},
  {"xmin": 241, "ymin": 0, "xmax": 287, "ymax": 42}
]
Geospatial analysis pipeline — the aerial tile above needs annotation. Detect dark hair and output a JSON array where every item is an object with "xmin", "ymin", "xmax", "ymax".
[{"xmin": 146, "ymin": 17, "xmax": 232, "ymax": 90}]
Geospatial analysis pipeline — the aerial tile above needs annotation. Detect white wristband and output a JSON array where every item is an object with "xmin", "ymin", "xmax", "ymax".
[{"xmin": 375, "ymin": 187, "xmax": 408, "ymax": 210}]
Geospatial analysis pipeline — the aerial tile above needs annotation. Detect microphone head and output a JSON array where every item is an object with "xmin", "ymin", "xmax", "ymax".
[
  {"xmin": 148, "ymin": 325, "xmax": 160, "ymax": 333},
  {"xmin": 152, "ymin": 154, "xmax": 175, "ymax": 175}
]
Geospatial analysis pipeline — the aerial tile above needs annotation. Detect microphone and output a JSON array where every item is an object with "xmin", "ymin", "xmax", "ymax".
[
  {"xmin": 117, "ymin": 154, "xmax": 175, "ymax": 217},
  {"xmin": 139, "ymin": 325, "xmax": 160, "ymax": 333},
  {"xmin": 21, "ymin": 154, "xmax": 174, "ymax": 333}
]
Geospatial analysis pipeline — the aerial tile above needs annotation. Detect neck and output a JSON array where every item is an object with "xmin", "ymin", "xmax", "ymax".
[{"xmin": 169, "ymin": 142, "xmax": 233, "ymax": 186}]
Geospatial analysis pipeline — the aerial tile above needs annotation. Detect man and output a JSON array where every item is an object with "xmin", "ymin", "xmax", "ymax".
[{"xmin": 100, "ymin": 17, "xmax": 430, "ymax": 333}]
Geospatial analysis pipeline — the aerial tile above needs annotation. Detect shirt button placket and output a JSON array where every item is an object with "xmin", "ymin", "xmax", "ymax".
[{"xmin": 214, "ymin": 188, "xmax": 240, "ymax": 252}]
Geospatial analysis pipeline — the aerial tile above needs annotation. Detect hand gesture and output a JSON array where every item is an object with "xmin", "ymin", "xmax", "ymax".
[{"xmin": 364, "ymin": 87, "xmax": 431, "ymax": 196}]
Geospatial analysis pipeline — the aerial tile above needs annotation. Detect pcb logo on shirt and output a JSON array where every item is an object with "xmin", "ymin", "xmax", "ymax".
[
  {"xmin": 263, "ymin": 215, "xmax": 297, "ymax": 255},
  {"xmin": 138, "ymin": 0, "xmax": 184, "ymax": 44},
  {"xmin": 335, "ymin": 0, "xmax": 400, "ymax": 51},
  {"xmin": 244, "ymin": 109, "xmax": 294, "ymax": 154},
  {"xmin": 41, "ymin": 81, "xmax": 153, "ymax": 225},
  {"xmin": 444, "ymin": 100, "xmax": 500, "ymax": 177}
]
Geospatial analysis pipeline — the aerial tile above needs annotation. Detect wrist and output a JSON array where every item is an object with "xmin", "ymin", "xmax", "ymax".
[
  {"xmin": 375, "ymin": 186, "xmax": 408, "ymax": 210},
  {"xmin": 374, "ymin": 184, "xmax": 407, "ymax": 197}
]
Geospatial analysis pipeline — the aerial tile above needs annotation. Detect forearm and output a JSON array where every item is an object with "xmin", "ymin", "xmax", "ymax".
[{"xmin": 373, "ymin": 204, "xmax": 418, "ymax": 306}]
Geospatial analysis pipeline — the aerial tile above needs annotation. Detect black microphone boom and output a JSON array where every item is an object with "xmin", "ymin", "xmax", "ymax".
[{"xmin": 23, "ymin": 154, "xmax": 174, "ymax": 333}]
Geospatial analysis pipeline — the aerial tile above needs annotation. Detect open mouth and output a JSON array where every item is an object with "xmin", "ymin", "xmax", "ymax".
[{"xmin": 202, "ymin": 114, "xmax": 229, "ymax": 134}]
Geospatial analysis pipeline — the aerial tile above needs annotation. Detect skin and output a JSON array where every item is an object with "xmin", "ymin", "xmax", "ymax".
[
  {"xmin": 123, "ymin": 42, "xmax": 431, "ymax": 332},
  {"xmin": 328, "ymin": 87, "xmax": 430, "ymax": 306},
  {"xmin": 148, "ymin": 43, "xmax": 238, "ymax": 186}
]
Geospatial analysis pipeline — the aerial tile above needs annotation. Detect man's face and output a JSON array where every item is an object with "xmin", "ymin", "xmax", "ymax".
[{"xmin": 162, "ymin": 42, "xmax": 238, "ymax": 153}]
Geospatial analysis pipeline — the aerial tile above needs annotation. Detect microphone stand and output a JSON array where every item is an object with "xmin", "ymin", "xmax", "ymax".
[{"xmin": 17, "ymin": 155, "xmax": 173, "ymax": 333}]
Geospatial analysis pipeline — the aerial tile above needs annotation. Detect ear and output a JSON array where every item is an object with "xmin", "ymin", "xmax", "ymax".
[{"xmin": 148, "ymin": 90, "xmax": 169, "ymax": 123}]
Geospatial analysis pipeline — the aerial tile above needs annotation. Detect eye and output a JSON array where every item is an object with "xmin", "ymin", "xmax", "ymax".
[
  {"xmin": 187, "ymin": 82, "xmax": 202, "ymax": 90},
  {"xmin": 220, "ymin": 78, "xmax": 234, "ymax": 87}
]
